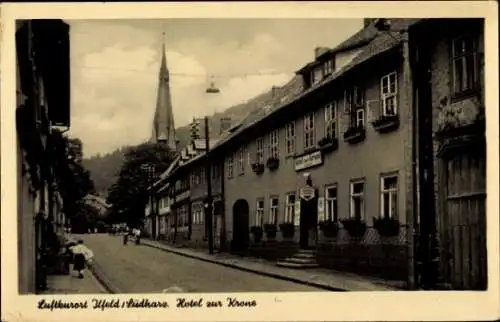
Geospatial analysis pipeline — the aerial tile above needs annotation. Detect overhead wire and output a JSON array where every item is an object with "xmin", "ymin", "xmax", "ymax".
[{"xmin": 71, "ymin": 64, "xmax": 296, "ymax": 78}]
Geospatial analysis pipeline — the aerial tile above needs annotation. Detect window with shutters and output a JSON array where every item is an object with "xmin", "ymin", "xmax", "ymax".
[
  {"xmin": 350, "ymin": 180, "xmax": 365, "ymax": 220},
  {"xmin": 380, "ymin": 174, "xmax": 398, "ymax": 219},
  {"xmin": 269, "ymin": 197, "xmax": 279, "ymax": 224},
  {"xmin": 304, "ymin": 112, "xmax": 316, "ymax": 150},
  {"xmin": 344, "ymin": 86, "xmax": 365, "ymax": 129},
  {"xmin": 284, "ymin": 193, "xmax": 296, "ymax": 223},
  {"xmin": 381, "ymin": 72, "xmax": 398, "ymax": 116},
  {"xmin": 325, "ymin": 185, "xmax": 338, "ymax": 222},
  {"xmin": 255, "ymin": 199, "xmax": 264, "ymax": 227},
  {"xmin": 227, "ymin": 154, "xmax": 233, "ymax": 179},
  {"xmin": 192, "ymin": 203, "xmax": 204, "ymax": 225},
  {"xmin": 269, "ymin": 130, "xmax": 279, "ymax": 159},
  {"xmin": 238, "ymin": 145, "xmax": 246, "ymax": 175},
  {"xmin": 200, "ymin": 168, "xmax": 206, "ymax": 184},
  {"xmin": 256, "ymin": 137, "xmax": 265, "ymax": 163},
  {"xmin": 451, "ymin": 34, "xmax": 480, "ymax": 98},
  {"xmin": 325, "ymin": 102, "xmax": 338, "ymax": 139},
  {"xmin": 285, "ymin": 122, "xmax": 296, "ymax": 155}
]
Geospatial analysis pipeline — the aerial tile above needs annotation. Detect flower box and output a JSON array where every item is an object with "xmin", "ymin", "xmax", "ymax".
[
  {"xmin": 279, "ymin": 222, "xmax": 295, "ymax": 238},
  {"xmin": 318, "ymin": 220, "xmax": 339, "ymax": 238},
  {"xmin": 250, "ymin": 226, "xmax": 263, "ymax": 242},
  {"xmin": 251, "ymin": 162, "xmax": 265, "ymax": 175},
  {"xmin": 372, "ymin": 115, "xmax": 400, "ymax": 133},
  {"xmin": 263, "ymin": 223, "xmax": 277, "ymax": 239},
  {"xmin": 340, "ymin": 218, "xmax": 367, "ymax": 238},
  {"xmin": 266, "ymin": 157, "xmax": 280, "ymax": 171},
  {"xmin": 318, "ymin": 137, "xmax": 339, "ymax": 153},
  {"xmin": 343, "ymin": 127, "xmax": 366, "ymax": 144},
  {"xmin": 373, "ymin": 216, "xmax": 400, "ymax": 237}
]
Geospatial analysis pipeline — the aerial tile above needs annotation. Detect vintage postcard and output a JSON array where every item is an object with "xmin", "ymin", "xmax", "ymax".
[{"xmin": 1, "ymin": 1, "xmax": 499, "ymax": 321}]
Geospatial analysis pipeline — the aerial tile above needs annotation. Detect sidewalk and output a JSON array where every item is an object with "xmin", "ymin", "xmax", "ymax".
[
  {"xmin": 42, "ymin": 266, "xmax": 108, "ymax": 294},
  {"xmin": 141, "ymin": 239, "xmax": 404, "ymax": 292}
]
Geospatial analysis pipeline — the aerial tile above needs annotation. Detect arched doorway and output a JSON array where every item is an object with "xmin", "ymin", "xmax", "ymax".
[{"xmin": 232, "ymin": 199, "xmax": 250, "ymax": 253}]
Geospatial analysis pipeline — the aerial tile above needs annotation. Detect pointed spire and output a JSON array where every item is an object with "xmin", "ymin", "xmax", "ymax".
[
  {"xmin": 151, "ymin": 27, "xmax": 176, "ymax": 151},
  {"xmin": 159, "ymin": 31, "xmax": 169, "ymax": 82}
]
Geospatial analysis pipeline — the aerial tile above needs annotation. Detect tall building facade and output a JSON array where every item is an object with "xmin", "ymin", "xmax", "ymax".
[{"xmin": 151, "ymin": 34, "xmax": 177, "ymax": 151}]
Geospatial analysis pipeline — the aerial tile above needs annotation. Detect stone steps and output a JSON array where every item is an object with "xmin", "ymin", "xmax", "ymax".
[{"xmin": 276, "ymin": 249, "xmax": 319, "ymax": 269}]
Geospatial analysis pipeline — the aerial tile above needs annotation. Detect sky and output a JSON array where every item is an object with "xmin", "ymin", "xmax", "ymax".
[{"xmin": 68, "ymin": 19, "xmax": 363, "ymax": 157}]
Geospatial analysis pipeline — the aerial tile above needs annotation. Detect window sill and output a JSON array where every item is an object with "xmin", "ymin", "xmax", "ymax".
[
  {"xmin": 372, "ymin": 115, "xmax": 400, "ymax": 133},
  {"xmin": 318, "ymin": 138, "xmax": 339, "ymax": 153},
  {"xmin": 343, "ymin": 127, "xmax": 366, "ymax": 144},
  {"xmin": 450, "ymin": 89, "xmax": 481, "ymax": 104}
]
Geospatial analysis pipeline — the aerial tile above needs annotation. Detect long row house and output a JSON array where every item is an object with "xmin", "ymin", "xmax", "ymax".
[{"xmin": 144, "ymin": 18, "xmax": 487, "ymax": 290}]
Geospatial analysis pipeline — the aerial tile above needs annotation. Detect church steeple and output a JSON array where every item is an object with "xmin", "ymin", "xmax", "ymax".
[
  {"xmin": 159, "ymin": 32, "xmax": 169, "ymax": 82},
  {"xmin": 151, "ymin": 31, "xmax": 177, "ymax": 151}
]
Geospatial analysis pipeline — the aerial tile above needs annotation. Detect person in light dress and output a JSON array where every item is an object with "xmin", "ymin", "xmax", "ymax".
[{"xmin": 69, "ymin": 240, "xmax": 94, "ymax": 279}]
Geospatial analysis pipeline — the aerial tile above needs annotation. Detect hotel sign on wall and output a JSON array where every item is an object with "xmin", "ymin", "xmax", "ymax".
[{"xmin": 294, "ymin": 150, "xmax": 323, "ymax": 171}]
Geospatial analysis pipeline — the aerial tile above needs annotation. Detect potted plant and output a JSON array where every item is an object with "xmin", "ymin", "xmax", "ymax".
[
  {"xmin": 340, "ymin": 217, "xmax": 367, "ymax": 238},
  {"xmin": 263, "ymin": 223, "xmax": 277, "ymax": 239},
  {"xmin": 373, "ymin": 216, "xmax": 400, "ymax": 237},
  {"xmin": 266, "ymin": 157, "xmax": 280, "ymax": 171},
  {"xmin": 251, "ymin": 162, "xmax": 265, "ymax": 175},
  {"xmin": 279, "ymin": 222, "xmax": 295, "ymax": 239},
  {"xmin": 250, "ymin": 226, "xmax": 263, "ymax": 243},
  {"xmin": 318, "ymin": 220, "xmax": 340, "ymax": 238},
  {"xmin": 318, "ymin": 136, "xmax": 339, "ymax": 153},
  {"xmin": 372, "ymin": 114, "xmax": 400, "ymax": 133},
  {"xmin": 343, "ymin": 126, "xmax": 366, "ymax": 144}
]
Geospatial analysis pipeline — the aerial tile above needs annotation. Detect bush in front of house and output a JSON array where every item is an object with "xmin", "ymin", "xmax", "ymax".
[
  {"xmin": 250, "ymin": 226, "xmax": 263, "ymax": 242},
  {"xmin": 340, "ymin": 218, "xmax": 367, "ymax": 238},
  {"xmin": 263, "ymin": 223, "xmax": 277, "ymax": 239},
  {"xmin": 279, "ymin": 222, "xmax": 295, "ymax": 238},
  {"xmin": 373, "ymin": 216, "xmax": 400, "ymax": 237},
  {"xmin": 319, "ymin": 220, "xmax": 340, "ymax": 238}
]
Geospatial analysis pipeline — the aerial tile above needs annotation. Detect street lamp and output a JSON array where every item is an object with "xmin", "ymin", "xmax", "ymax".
[
  {"xmin": 203, "ymin": 80, "xmax": 220, "ymax": 255},
  {"xmin": 141, "ymin": 163, "xmax": 156, "ymax": 240}
]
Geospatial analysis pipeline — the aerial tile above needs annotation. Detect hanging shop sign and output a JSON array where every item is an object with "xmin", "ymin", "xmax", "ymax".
[
  {"xmin": 299, "ymin": 185, "xmax": 316, "ymax": 201},
  {"xmin": 294, "ymin": 150, "xmax": 323, "ymax": 172}
]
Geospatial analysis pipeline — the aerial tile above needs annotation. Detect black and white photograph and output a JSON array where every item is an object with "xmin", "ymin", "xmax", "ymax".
[{"xmin": 1, "ymin": 2, "xmax": 499, "ymax": 321}]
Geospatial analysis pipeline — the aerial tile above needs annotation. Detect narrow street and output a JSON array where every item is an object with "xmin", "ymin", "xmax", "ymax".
[{"xmin": 80, "ymin": 234, "xmax": 323, "ymax": 293}]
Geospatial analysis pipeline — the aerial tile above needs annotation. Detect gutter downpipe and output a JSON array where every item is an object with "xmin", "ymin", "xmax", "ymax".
[{"xmin": 403, "ymin": 29, "xmax": 418, "ymax": 290}]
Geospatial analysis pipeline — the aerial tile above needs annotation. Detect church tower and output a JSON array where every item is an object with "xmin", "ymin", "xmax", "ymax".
[{"xmin": 151, "ymin": 32, "xmax": 177, "ymax": 151}]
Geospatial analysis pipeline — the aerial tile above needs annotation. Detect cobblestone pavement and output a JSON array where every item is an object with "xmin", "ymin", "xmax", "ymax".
[{"xmin": 79, "ymin": 234, "xmax": 323, "ymax": 293}]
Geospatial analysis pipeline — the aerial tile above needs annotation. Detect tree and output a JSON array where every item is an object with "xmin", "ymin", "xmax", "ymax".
[
  {"xmin": 49, "ymin": 129, "xmax": 95, "ymax": 224},
  {"xmin": 106, "ymin": 142, "xmax": 176, "ymax": 227}
]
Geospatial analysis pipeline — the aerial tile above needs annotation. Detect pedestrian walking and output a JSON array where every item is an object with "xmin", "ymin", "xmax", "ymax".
[
  {"xmin": 69, "ymin": 240, "xmax": 94, "ymax": 279},
  {"xmin": 133, "ymin": 228, "xmax": 141, "ymax": 245}
]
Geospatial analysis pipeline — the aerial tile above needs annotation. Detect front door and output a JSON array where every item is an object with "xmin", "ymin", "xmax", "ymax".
[
  {"xmin": 232, "ymin": 199, "xmax": 250, "ymax": 253},
  {"xmin": 299, "ymin": 196, "xmax": 318, "ymax": 249}
]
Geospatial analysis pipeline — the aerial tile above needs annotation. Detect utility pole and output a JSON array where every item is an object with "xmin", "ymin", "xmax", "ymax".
[{"xmin": 204, "ymin": 116, "xmax": 214, "ymax": 255}]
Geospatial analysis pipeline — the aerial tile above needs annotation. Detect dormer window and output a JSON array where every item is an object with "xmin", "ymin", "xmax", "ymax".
[
  {"xmin": 323, "ymin": 59, "xmax": 334, "ymax": 76},
  {"xmin": 311, "ymin": 66, "xmax": 323, "ymax": 86}
]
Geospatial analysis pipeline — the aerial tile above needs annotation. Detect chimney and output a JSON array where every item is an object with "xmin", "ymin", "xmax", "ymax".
[
  {"xmin": 314, "ymin": 47, "xmax": 330, "ymax": 59},
  {"xmin": 271, "ymin": 86, "xmax": 280, "ymax": 99},
  {"xmin": 363, "ymin": 18, "xmax": 376, "ymax": 28},
  {"xmin": 220, "ymin": 117, "xmax": 232, "ymax": 134}
]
